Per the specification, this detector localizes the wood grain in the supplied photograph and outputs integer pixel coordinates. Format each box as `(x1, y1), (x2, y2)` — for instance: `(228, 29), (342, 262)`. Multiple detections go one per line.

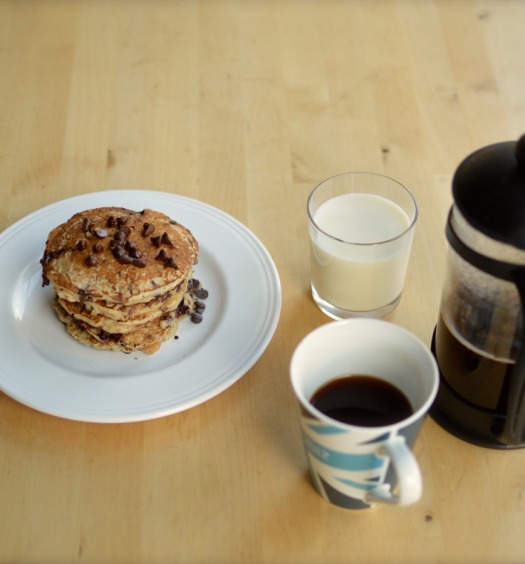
(1, 0), (525, 561)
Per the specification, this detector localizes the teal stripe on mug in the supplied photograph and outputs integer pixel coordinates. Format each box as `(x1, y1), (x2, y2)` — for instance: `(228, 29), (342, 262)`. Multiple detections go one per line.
(306, 422), (347, 435)
(303, 435), (384, 471)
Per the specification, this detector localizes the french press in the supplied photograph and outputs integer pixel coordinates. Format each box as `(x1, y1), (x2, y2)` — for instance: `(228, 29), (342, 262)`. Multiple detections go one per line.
(431, 134), (525, 448)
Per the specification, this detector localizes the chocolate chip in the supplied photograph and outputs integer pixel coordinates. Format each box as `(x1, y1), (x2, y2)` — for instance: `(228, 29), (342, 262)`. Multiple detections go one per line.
(119, 225), (131, 236)
(125, 241), (137, 251)
(107, 216), (116, 227)
(155, 249), (168, 261)
(82, 218), (93, 233)
(94, 228), (108, 239)
(85, 255), (98, 267)
(109, 239), (121, 250)
(151, 235), (162, 248)
(176, 302), (190, 317)
(93, 243), (104, 253)
(193, 288), (209, 300)
(78, 289), (93, 302)
(195, 300), (206, 313)
(165, 257), (177, 268)
(142, 223), (155, 237)
(112, 247), (126, 259)
(117, 216), (129, 227)
(98, 329), (121, 343)
(113, 231), (126, 243)
(161, 232), (174, 246)
(130, 248), (142, 259)
(117, 254), (134, 264)
(190, 312), (203, 324)
(133, 258), (146, 268)
(99, 330), (110, 342)
(76, 239), (88, 251)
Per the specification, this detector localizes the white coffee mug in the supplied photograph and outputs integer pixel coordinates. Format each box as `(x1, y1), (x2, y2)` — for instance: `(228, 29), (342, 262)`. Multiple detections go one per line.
(290, 319), (439, 509)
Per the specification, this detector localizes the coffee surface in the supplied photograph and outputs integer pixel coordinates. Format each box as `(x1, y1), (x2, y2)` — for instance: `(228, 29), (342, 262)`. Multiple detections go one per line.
(311, 375), (413, 427)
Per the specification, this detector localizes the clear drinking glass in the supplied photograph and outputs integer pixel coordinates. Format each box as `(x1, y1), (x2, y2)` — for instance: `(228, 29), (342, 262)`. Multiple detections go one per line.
(307, 172), (418, 319)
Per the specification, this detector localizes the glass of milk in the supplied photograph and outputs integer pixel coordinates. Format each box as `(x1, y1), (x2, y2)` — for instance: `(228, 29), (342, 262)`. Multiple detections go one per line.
(307, 172), (418, 319)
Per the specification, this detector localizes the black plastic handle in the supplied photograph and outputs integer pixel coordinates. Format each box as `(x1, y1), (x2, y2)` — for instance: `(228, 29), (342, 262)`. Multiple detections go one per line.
(501, 268), (525, 445)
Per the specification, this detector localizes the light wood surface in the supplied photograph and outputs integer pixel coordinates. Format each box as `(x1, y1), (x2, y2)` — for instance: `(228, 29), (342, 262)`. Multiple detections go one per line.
(1, 1), (525, 562)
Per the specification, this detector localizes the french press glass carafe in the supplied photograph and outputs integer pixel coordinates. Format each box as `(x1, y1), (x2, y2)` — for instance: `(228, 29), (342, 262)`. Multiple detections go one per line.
(431, 135), (525, 448)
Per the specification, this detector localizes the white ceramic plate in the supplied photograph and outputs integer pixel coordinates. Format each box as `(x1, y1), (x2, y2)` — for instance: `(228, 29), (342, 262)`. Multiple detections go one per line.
(0, 190), (281, 423)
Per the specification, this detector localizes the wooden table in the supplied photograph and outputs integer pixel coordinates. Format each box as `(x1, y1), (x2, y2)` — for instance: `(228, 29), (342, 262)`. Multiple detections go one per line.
(1, 1), (525, 562)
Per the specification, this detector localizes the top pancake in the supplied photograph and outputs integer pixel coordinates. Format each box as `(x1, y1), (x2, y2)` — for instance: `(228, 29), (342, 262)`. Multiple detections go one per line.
(41, 207), (199, 305)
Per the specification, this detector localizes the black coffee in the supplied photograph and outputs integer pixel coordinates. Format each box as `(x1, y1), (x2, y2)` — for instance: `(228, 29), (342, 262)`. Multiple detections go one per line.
(311, 375), (413, 427)
(435, 314), (511, 411)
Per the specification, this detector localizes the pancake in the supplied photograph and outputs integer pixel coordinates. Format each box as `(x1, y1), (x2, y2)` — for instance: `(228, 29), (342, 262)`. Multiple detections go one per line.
(41, 206), (208, 354)
(41, 207), (199, 305)
(53, 296), (193, 354)
(56, 271), (193, 333)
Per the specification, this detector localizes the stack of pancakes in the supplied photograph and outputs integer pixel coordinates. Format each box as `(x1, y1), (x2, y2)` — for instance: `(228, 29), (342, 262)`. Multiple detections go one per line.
(41, 206), (207, 354)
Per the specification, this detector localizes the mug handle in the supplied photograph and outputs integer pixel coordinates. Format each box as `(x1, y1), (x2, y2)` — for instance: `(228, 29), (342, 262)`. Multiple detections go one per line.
(365, 436), (422, 506)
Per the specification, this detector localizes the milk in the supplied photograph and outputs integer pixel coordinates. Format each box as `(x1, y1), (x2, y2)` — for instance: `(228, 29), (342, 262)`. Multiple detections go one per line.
(310, 193), (413, 312)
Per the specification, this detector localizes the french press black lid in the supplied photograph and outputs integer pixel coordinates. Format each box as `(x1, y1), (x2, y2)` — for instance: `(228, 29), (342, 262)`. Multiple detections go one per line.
(453, 134), (525, 248)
